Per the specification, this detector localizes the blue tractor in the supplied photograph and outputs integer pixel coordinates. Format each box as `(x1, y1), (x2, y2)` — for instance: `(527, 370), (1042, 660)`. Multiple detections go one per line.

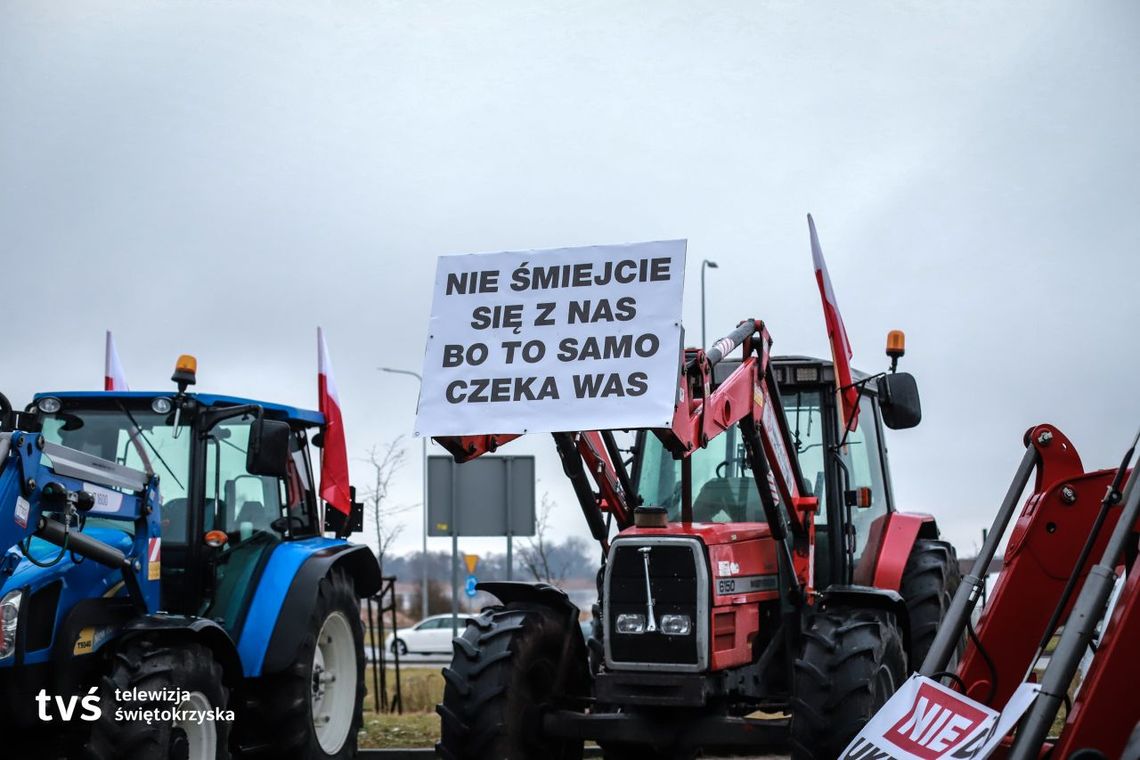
(0, 356), (381, 759)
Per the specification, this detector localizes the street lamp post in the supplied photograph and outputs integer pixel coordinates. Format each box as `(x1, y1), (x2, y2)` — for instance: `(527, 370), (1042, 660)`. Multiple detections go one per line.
(701, 259), (719, 348)
(379, 367), (429, 620)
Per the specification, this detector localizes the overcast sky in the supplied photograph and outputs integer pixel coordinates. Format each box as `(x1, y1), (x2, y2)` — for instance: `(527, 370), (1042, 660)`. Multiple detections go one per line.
(2, 1), (1137, 562)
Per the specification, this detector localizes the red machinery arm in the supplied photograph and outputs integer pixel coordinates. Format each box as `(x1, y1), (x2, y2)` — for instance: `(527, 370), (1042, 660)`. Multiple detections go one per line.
(1051, 541), (1140, 758)
(953, 425), (1135, 708)
(433, 319), (814, 547)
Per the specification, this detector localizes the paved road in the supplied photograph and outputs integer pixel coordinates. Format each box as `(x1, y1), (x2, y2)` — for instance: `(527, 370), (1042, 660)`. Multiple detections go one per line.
(359, 752), (787, 759)
(367, 648), (451, 666)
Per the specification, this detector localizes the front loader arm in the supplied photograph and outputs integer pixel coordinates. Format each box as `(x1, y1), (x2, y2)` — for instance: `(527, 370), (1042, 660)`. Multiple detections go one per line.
(0, 430), (157, 612)
(655, 320), (807, 528)
(433, 319), (814, 557)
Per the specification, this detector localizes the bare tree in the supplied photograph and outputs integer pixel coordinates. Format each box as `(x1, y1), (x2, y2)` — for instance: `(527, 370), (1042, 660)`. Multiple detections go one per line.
(519, 492), (565, 583)
(360, 438), (416, 574)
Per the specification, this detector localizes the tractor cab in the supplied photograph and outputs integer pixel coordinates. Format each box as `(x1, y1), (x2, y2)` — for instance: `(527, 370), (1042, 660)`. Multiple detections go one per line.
(631, 350), (922, 590)
(31, 367), (327, 631)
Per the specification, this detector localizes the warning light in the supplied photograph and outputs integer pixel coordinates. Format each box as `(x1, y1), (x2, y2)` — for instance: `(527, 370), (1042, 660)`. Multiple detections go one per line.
(172, 355), (198, 392)
(885, 330), (906, 372)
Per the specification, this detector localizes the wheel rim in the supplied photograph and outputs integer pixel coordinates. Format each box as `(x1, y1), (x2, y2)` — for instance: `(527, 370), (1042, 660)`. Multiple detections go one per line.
(173, 691), (216, 760)
(312, 610), (357, 754)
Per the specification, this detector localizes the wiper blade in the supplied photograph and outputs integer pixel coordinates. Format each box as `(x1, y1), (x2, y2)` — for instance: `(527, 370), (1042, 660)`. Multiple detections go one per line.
(117, 403), (184, 491)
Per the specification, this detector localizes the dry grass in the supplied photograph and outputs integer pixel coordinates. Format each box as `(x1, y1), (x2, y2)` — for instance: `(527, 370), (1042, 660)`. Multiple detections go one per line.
(360, 711), (440, 749)
(363, 665), (446, 714)
(359, 666), (445, 748)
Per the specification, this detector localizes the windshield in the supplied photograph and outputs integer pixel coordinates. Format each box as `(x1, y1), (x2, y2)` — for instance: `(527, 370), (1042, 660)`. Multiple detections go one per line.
(636, 388), (826, 523)
(39, 401), (190, 506)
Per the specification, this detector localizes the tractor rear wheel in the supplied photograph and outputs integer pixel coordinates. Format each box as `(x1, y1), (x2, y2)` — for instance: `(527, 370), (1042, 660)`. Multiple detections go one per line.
(900, 538), (962, 670)
(85, 638), (231, 760)
(240, 568), (365, 760)
(790, 606), (906, 760)
(437, 602), (589, 760)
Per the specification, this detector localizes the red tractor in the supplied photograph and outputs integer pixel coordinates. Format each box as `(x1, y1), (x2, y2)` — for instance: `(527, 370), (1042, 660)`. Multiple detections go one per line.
(433, 318), (961, 759)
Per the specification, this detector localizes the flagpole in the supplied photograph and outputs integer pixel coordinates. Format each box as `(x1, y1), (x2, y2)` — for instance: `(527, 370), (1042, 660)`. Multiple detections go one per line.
(380, 367), (429, 621)
(700, 259), (719, 348)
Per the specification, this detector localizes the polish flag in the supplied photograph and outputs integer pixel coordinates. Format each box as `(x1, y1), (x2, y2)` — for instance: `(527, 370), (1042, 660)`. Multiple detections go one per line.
(318, 328), (352, 519)
(808, 214), (859, 432)
(105, 331), (130, 391)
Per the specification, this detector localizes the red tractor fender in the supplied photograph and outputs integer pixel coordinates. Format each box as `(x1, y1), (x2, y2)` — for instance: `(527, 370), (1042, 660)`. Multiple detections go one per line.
(860, 511), (939, 591)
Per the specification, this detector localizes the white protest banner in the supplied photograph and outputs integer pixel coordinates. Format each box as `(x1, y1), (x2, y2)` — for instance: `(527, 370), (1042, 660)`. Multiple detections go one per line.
(841, 675), (1040, 760)
(414, 240), (687, 437)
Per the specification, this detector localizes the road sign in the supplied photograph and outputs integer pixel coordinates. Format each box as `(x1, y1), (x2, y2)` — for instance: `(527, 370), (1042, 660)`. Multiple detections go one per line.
(464, 575), (478, 598)
(428, 455), (536, 537)
(464, 554), (479, 574)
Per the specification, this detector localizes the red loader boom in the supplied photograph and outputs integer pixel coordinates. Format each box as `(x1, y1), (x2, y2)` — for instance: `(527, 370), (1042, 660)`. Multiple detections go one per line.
(920, 425), (1140, 758)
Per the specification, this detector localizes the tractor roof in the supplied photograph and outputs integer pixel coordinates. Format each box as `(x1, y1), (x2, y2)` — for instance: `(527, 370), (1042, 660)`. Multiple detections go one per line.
(772, 354), (831, 365)
(774, 355), (872, 379)
(32, 391), (325, 426)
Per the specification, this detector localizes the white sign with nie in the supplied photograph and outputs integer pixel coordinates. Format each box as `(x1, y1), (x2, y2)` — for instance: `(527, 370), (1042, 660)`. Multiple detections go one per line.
(415, 240), (687, 437)
(842, 674), (1040, 760)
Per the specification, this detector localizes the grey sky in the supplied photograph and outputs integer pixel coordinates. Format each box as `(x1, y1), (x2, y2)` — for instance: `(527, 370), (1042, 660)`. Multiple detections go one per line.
(2, 1), (1137, 559)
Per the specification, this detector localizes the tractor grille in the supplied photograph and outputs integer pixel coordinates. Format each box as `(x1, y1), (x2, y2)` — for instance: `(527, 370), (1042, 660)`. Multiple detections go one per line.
(603, 537), (708, 672)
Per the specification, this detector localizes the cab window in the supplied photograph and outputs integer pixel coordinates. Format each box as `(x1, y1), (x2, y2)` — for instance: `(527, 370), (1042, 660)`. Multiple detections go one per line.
(40, 404), (190, 537)
(840, 395), (890, 562)
(203, 415), (284, 543)
(634, 388), (825, 525)
(783, 389), (828, 517)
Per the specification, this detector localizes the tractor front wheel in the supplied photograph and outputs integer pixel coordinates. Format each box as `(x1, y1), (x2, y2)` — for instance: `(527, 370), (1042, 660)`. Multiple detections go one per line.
(790, 606), (906, 760)
(437, 602), (589, 760)
(241, 568), (365, 760)
(86, 638), (231, 760)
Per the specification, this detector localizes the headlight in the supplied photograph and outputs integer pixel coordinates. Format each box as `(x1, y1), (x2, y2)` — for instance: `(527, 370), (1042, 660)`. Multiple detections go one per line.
(37, 397), (61, 414)
(660, 614), (692, 636)
(151, 397), (173, 414)
(615, 613), (646, 634)
(0, 590), (23, 659)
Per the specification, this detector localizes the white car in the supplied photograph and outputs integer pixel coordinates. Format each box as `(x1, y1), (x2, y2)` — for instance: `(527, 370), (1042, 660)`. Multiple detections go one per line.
(384, 614), (472, 655)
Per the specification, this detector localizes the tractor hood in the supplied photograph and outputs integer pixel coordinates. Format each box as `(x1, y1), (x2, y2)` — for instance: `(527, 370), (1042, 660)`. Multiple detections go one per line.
(1, 526), (132, 596)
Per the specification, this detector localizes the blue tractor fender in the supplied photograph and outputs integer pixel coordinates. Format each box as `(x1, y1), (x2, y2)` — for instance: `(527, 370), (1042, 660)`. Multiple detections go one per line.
(117, 615), (244, 686)
(237, 540), (380, 678)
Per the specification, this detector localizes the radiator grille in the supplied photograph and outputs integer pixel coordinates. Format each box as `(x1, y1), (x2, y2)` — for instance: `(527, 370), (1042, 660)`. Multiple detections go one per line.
(604, 538), (708, 671)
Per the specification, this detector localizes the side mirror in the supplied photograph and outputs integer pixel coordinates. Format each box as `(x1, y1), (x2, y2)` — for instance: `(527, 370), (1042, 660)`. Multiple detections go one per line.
(877, 372), (922, 430)
(247, 419), (291, 477)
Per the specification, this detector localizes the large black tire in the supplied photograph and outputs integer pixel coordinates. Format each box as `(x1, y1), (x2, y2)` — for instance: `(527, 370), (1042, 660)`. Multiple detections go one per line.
(437, 602), (589, 760)
(239, 569), (365, 760)
(85, 638), (231, 760)
(899, 538), (962, 671)
(790, 606), (906, 760)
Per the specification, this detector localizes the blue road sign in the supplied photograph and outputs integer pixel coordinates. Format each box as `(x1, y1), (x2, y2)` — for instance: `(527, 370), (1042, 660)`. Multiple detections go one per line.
(465, 575), (478, 598)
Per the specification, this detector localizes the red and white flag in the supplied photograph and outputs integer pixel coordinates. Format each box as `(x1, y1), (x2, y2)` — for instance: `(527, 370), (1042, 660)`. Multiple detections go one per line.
(105, 331), (130, 391)
(318, 327), (352, 519)
(808, 214), (859, 432)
